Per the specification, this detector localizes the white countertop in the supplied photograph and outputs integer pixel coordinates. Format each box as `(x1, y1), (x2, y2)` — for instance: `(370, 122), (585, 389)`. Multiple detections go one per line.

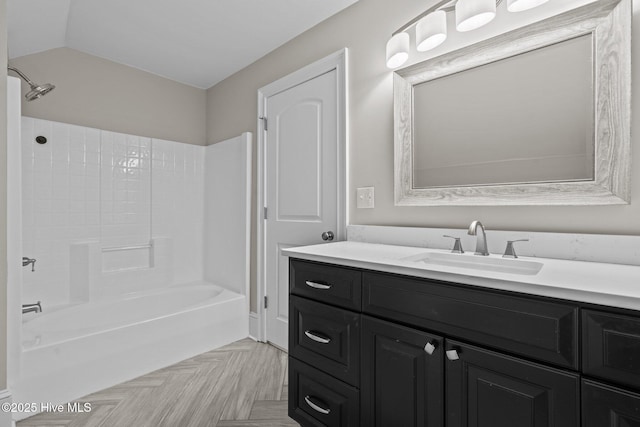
(283, 241), (640, 311)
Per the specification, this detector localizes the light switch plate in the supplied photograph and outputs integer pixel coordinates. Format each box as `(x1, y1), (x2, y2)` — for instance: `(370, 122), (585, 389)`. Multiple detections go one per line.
(357, 187), (375, 209)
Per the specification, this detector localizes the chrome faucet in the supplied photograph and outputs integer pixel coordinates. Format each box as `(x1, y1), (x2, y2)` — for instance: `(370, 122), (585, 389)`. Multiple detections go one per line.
(22, 301), (42, 314)
(443, 235), (464, 254)
(468, 221), (489, 256)
(503, 239), (529, 259)
(22, 257), (36, 272)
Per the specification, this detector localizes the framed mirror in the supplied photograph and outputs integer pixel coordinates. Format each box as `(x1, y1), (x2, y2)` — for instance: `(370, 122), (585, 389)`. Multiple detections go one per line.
(394, 0), (630, 206)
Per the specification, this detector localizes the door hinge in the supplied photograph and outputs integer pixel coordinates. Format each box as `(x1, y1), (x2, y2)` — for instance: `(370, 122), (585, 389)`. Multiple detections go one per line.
(264, 296), (268, 309)
(264, 207), (268, 220)
(260, 116), (268, 131)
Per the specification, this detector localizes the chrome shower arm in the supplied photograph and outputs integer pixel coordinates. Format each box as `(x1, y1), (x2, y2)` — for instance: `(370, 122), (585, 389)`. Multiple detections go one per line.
(7, 66), (55, 101)
(7, 66), (36, 87)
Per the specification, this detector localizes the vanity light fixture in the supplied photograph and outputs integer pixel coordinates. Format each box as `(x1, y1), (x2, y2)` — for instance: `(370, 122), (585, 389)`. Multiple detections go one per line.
(386, 0), (550, 69)
(507, 0), (550, 12)
(456, 0), (497, 32)
(386, 32), (410, 69)
(416, 10), (448, 52)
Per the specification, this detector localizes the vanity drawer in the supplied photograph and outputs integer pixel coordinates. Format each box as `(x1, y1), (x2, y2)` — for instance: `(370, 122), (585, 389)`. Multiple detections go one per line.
(290, 296), (360, 387)
(289, 357), (360, 427)
(583, 310), (640, 390)
(290, 259), (362, 310)
(582, 379), (640, 427)
(363, 271), (579, 369)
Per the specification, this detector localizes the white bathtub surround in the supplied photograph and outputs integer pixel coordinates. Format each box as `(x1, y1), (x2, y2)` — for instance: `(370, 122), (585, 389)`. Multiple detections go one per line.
(69, 237), (173, 301)
(204, 133), (252, 300)
(100, 131), (152, 248)
(347, 225), (640, 267)
(13, 282), (247, 421)
(21, 118), (102, 307)
(152, 138), (205, 285)
(20, 118), (206, 307)
(12, 120), (251, 421)
(284, 240), (640, 311)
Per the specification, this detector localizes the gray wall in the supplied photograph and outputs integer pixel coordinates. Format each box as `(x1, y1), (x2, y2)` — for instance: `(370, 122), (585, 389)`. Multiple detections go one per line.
(206, 0), (639, 312)
(10, 48), (207, 145)
(0, 0), (8, 390)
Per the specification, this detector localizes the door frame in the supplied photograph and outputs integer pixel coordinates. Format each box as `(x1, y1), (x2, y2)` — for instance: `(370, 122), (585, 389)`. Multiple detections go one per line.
(255, 48), (348, 343)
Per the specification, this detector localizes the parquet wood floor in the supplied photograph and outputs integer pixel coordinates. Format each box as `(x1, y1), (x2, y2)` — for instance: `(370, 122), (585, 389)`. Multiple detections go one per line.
(18, 339), (299, 427)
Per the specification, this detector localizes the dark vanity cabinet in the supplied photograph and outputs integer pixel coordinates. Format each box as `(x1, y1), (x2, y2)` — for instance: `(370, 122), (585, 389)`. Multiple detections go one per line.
(288, 258), (640, 427)
(362, 270), (580, 427)
(289, 260), (362, 426)
(360, 316), (444, 427)
(581, 311), (640, 426)
(445, 340), (579, 427)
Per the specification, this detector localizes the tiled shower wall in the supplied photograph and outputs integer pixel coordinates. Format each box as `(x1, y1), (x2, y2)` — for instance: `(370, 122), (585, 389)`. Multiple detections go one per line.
(100, 131), (152, 248)
(21, 117), (204, 306)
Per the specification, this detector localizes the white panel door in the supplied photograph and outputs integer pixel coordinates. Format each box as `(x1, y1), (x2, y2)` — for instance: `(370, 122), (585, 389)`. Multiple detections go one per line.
(265, 70), (338, 350)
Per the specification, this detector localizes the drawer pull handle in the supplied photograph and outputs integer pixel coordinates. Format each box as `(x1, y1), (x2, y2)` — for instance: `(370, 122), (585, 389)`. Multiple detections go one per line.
(304, 395), (331, 415)
(446, 349), (460, 361)
(424, 341), (437, 355)
(304, 330), (331, 344)
(305, 281), (332, 290)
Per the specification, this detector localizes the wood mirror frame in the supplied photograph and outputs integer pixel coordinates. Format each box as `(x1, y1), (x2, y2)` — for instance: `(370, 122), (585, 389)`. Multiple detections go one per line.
(394, 0), (631, 206)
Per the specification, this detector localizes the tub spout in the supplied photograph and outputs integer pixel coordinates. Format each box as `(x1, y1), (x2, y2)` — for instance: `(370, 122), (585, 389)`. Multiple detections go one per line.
(22, 301), (42, 314)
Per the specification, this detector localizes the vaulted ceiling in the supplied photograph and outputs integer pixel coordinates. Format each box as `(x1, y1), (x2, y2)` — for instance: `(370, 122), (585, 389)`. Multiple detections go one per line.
(8, 0), (358, 89)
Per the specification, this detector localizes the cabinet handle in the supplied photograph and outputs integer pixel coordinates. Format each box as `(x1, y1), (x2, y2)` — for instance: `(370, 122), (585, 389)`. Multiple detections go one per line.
(424, 341), (437, 355)
(446, 349), (460, 361)
(305, 281), (332, 290)
(304, 395), (331, 415)
(304, 330), (331, 344)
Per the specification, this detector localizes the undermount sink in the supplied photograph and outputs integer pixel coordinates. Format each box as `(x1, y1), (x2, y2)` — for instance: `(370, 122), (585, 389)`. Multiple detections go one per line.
(402, 252), (544, 276)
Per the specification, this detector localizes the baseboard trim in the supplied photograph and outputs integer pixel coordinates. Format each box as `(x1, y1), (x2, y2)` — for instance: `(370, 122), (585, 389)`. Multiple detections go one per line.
(248, 312), (260, 341)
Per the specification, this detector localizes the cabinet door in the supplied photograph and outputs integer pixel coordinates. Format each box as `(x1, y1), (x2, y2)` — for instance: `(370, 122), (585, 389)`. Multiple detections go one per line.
(361, 316), (444, 427)
(583, 309), (640, 390)
(582, 379), (640, 427)
(446, 340), (579, 427)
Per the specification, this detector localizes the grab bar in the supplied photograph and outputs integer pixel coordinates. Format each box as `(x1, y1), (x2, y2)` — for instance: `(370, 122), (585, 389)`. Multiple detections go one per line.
(101, 243), (152, 253)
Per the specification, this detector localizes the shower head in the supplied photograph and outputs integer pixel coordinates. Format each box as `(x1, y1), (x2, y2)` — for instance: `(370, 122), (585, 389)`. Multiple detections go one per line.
(7, 66), (55, 101)
(25, 83), (55, 101)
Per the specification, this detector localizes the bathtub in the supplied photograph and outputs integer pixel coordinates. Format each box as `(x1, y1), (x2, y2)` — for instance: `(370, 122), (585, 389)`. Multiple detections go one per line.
(12, 281), (248, 420)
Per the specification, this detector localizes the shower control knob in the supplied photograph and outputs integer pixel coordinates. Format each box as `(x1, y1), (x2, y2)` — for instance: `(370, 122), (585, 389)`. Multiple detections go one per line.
(321, 231), (334, 241)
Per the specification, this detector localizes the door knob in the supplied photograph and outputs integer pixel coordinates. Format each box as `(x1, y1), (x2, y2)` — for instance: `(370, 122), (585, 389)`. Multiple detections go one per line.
(321, 231), (334, 241)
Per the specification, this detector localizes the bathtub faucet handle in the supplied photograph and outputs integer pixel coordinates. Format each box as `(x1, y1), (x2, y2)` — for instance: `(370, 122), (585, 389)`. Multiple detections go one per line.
(22, 257), (36, 272)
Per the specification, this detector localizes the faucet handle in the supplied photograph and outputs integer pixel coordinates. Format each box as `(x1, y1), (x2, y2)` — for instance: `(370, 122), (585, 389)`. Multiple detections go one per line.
(443, 235), (464, 254)
(503, 239), (529, 259)
(22, 257), (36, 272)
